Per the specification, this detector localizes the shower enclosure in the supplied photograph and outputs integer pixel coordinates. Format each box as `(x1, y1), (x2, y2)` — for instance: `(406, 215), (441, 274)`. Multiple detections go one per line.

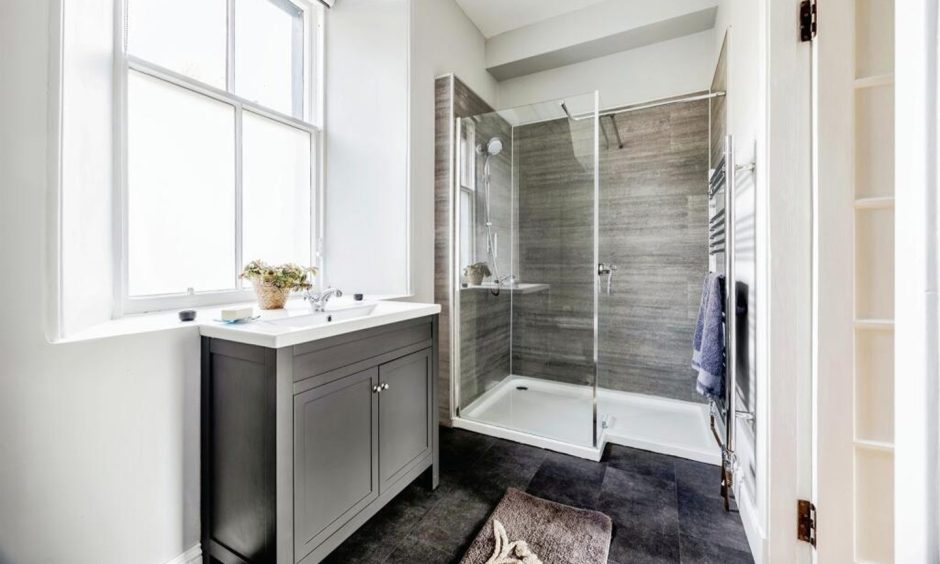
(448, 87), (719, 462)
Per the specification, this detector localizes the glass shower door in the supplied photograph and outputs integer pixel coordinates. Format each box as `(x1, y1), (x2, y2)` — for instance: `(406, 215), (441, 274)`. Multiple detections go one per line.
(454, 92), (600, 450)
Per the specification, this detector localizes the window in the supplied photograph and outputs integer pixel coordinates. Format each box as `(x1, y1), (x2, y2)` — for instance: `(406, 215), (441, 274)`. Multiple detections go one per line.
(120, 0), (322, 313)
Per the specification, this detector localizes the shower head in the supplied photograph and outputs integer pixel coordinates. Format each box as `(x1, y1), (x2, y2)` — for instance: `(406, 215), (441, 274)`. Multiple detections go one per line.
(479, 137), (503, 156)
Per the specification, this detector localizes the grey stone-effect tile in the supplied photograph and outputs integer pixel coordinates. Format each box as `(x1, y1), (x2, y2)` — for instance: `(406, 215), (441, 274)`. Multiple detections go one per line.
(526, 450), (606, 509)
(384, 538), (456, 564)
(680, 533), (754, 564)
(675, 459), (752, 556)
(599, 466), (681, 564)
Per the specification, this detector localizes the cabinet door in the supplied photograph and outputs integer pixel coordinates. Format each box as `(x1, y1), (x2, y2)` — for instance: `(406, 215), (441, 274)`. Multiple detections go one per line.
(294, 367), (378, 562)
(378, 348), (432, 493)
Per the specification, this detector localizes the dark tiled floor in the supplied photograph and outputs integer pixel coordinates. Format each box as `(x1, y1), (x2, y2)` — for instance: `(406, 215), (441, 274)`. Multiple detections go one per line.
(325, 428), (754, 564)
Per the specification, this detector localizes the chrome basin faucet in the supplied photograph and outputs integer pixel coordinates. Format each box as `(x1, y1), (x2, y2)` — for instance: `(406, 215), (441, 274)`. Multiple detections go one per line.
(305, 287), (343, 312)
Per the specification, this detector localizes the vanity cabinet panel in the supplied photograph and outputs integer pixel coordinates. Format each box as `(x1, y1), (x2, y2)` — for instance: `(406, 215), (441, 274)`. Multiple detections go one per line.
(202, 315), (438, 564)
(378, 348), (433, 493)
(293, 367), (379, 562)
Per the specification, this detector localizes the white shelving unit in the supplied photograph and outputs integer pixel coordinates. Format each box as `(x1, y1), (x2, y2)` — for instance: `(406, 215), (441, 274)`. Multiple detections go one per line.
(852, 1), (895, 561)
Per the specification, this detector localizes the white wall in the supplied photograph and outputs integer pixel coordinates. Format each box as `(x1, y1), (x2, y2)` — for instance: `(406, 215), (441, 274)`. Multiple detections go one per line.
(408, 0), (498, 302)
(59, 0), (115, 336)
(895, 0), (940, 561)
(710, 0), (769, 561)
(324, 0), (411, 297)
(497, 30), (715, 110)
(0, 1), (201, 564)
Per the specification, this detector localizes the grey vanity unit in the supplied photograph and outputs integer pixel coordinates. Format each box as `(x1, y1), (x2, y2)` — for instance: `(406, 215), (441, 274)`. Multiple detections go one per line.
(201, 315), (439, 564)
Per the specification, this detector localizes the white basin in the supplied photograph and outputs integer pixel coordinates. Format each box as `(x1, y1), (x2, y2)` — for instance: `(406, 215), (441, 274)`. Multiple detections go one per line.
(265, 304), (377, 328)
(199, 299), (440, 348)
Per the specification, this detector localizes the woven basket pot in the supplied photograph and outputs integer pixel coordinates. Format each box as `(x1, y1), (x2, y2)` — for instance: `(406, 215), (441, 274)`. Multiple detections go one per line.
(252, 281), (291, 310)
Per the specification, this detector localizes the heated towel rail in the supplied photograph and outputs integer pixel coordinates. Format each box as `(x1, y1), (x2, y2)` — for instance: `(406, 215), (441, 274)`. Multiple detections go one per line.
(707, 135), (754, 511)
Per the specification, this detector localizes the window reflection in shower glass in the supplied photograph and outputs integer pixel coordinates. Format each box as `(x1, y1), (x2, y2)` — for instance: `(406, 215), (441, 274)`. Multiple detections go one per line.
(458, 120), (477, 273)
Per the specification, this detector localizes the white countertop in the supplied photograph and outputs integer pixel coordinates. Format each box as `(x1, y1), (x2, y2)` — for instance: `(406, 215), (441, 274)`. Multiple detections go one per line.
(58, 297), (440, 348)
(198, 299), (441, 348)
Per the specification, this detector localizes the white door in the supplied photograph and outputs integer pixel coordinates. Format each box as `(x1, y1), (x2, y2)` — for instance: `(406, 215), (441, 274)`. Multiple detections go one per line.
(815, 0), (896, 562)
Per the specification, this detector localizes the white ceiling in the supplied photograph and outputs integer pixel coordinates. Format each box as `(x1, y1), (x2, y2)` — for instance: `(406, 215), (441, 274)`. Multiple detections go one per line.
(455, 0), (610, 38)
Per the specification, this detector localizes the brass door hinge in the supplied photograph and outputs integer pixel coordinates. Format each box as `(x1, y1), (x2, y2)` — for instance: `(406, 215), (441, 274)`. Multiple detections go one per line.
(797, 499), (817, 547)
(800, 0), (817, 42)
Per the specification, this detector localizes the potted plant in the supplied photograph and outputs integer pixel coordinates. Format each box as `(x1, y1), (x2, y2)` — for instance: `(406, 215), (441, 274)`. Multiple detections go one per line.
(463, 262), (491, 286)
(241, 260), (318, 310)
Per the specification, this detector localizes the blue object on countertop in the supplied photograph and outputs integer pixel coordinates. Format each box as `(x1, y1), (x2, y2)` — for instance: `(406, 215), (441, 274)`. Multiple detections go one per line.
(692, 273), (725, 399)
(213, 315), (260, 324)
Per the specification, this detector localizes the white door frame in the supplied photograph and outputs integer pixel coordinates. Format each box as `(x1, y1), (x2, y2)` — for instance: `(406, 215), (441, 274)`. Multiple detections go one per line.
(763, 0), (815, 561)
(813, 0), (855, 560)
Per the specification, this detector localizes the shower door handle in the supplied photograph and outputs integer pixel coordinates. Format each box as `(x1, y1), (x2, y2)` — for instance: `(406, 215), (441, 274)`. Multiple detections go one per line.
(598, 263), (619, 295)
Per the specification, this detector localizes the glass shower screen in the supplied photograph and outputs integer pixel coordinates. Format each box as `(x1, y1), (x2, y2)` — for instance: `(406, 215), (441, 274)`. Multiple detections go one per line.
(453, 92), (600, 449)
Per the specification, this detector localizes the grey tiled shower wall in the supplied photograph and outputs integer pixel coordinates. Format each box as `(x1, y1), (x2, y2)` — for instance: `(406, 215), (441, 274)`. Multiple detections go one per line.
(434, 76), (513, 421)
(511, 99), (710, 403)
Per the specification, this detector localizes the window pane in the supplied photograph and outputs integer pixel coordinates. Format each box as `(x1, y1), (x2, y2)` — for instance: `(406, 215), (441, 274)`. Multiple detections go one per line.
(128, 0), (227, 88)
(460, 190), (473, 270)
(128, 71), (236, 296)
(242, 111), (312, 278)
(236, 0), (303, 117)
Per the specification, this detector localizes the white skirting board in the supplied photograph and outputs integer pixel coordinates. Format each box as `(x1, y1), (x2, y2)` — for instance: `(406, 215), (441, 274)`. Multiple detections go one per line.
(735, 478), (767, 564)
(164, 545), (202, 564)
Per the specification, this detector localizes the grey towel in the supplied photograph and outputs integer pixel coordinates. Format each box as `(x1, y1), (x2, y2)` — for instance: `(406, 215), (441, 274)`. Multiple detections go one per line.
(692, 273), (725, 399)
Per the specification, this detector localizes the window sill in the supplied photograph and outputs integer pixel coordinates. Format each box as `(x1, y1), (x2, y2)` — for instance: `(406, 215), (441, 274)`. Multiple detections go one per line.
(51, 294), (416, 344)
(53, 297), (292, 344)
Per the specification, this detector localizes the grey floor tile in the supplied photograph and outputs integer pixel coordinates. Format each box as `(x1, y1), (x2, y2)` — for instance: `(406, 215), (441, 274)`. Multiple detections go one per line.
(680, 533), (754, 563)
(439, 427), (496, 473)
(408, 487), (493, 555)
(526, 450), (607, 510)
(605, 445), (677, 483)
(321, 481), (443, 564)
(598, 466), (679, 528)
(445, 439), (548, 504)
(607, 519), (681, 564)
(677, 487), (750, 554)
(675, 458), (724, 501)
(384, 538), (457, 564)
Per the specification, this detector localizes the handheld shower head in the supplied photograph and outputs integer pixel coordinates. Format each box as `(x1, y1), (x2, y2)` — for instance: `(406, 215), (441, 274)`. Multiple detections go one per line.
(478, 136), (503, 156)
(486, 137), (503, 155)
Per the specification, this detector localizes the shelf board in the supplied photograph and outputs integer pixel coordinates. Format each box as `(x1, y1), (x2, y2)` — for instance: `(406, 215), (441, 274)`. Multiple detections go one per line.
(854, 439), (894, 453)
(854, 196), (895, 210)
(854, 74), (894, 89)
(854, 319), (894, 331)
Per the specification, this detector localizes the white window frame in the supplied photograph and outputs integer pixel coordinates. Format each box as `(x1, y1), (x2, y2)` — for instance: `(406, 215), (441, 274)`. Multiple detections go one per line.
(114, 0), (325, 315)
